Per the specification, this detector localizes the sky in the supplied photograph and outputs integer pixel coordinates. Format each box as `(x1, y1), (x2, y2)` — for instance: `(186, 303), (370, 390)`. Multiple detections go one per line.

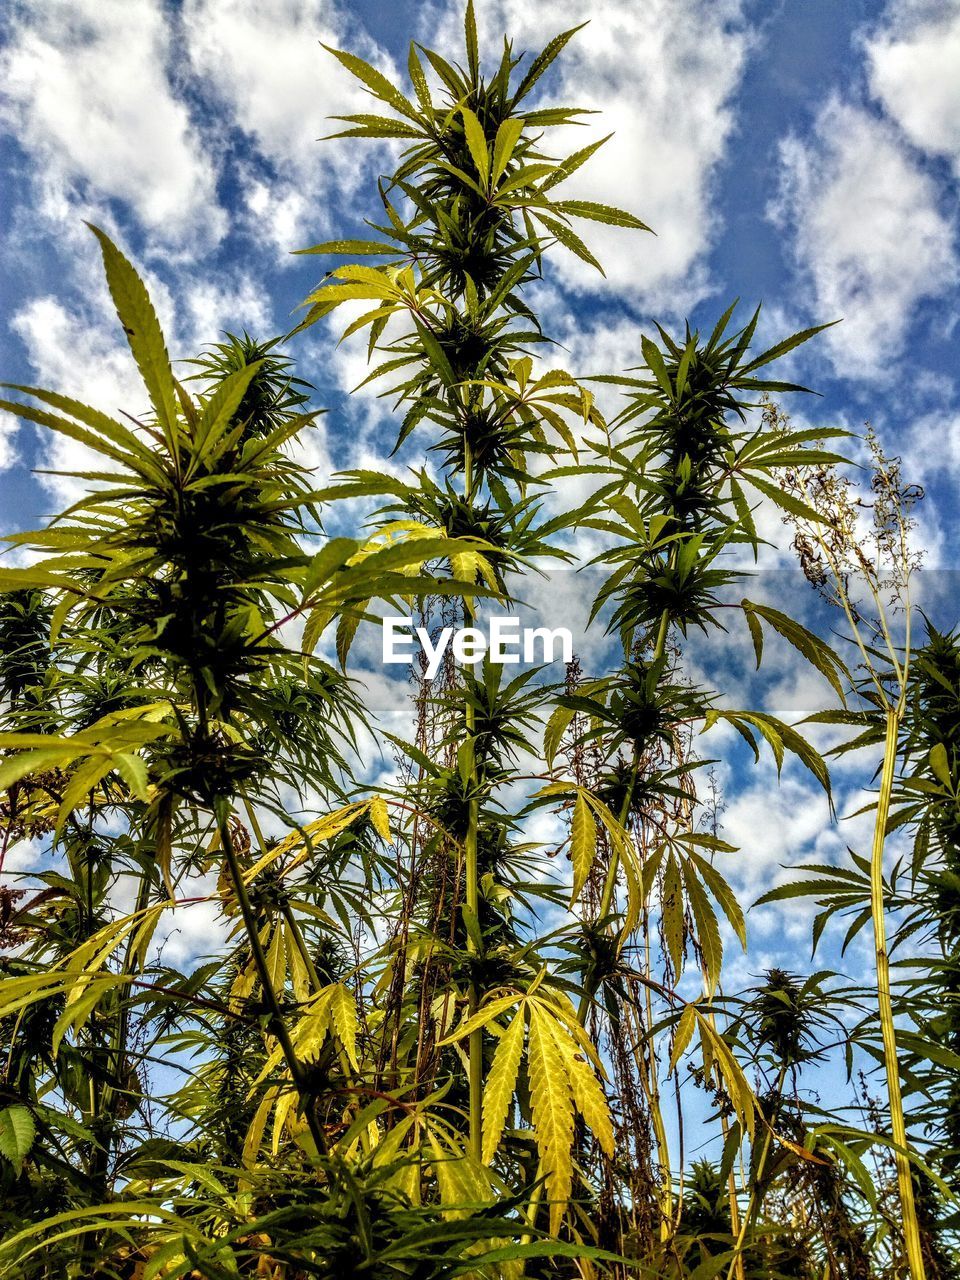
(0, 0), (959, 1119)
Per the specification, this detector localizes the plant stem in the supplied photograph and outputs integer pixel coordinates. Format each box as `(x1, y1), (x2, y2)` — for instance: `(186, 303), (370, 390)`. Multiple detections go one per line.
(872, 706), (926, 1280)
(725, 1064), (787, 1280)
(578, 600), (672, 1023)
(216, 806), (327, 1156)
(242, 795), (325, 994)
(462, 437), (483, 1159)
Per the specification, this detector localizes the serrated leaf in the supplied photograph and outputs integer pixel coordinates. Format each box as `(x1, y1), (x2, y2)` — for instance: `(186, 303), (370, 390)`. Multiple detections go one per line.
(322, 45), (421, 122)
(86, 225), (178, 449)
(482, 1008), (525, 1164)
(537, 212), (604, 274)
(930, 742), (952, 787)
(512, 25), (587, 106)
(543, 704), (575, 769)
(527, 1004), (574, 1234)
(569, 792), (597, 905)
(747, 471), (832, 524)
(329, 983), (359, 1071)
(368, 795), (391, 840)
(0, 1106), (35, 1169)
(662, 853), (685, 976)
(492, 118), (524, 187)
(437, 992), (522, 1046)
(681, 859), (723, 997)
(464, 0), (479, 82)
(552, 199), (651, 231)
(669, 1005), (697, 1074)
(548, 1019), (614, 1157)
(460, 106), (490, 188)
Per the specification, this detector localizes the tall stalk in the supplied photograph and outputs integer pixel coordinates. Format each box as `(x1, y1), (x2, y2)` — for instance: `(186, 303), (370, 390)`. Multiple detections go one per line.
(872, 705), (926, 1280)
(215, 805), (327, 1155)
(779, 417), (927, 1279)
(462, 438), (483, 1158)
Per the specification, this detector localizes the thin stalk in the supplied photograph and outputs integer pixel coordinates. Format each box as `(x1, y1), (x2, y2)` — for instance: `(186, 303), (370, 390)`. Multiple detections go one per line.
(722, 1112), (745, 1280)
(578, 598), (671, 1023)
(871, 705), (926, 1280)
(216, 807), (327, 1156)
(725, 1063), (788, 1280)
(462, 436), (483, 1159)
(634, 970), (673, 1234)
(242, 795), (324, 993)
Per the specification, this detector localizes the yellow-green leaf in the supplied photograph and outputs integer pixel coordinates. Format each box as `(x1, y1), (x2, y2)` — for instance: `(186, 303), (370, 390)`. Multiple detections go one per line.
(569, 792), (596, 905)
(460, 106), (490, 188)
(527, 1004), (575, 1234)
(482, 1008), (525, 1164)
(368, 795), (391, 841)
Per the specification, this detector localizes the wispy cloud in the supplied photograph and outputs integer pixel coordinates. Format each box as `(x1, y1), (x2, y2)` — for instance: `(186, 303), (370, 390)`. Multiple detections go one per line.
(770, 96), (957, 378)
(0, 0), (224, 252)
(866, 1), (960, 176)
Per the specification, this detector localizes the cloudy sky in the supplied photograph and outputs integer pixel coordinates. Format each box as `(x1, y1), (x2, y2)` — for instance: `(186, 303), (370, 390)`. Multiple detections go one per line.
(1, 0), (958, 524)
(0, 1), (958, 999)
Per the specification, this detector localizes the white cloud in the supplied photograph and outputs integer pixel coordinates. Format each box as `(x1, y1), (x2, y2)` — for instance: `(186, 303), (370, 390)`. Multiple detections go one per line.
(866, 2), (960, 174)
(11, 296), (149, 506)
(181, 276), (273, 351)
(0, 0), (224, 250)
(0, 419), (19, 472)
(435, 0), (753, 310)
(720, 772), (839, 895)
(182, 0), (393, 256)
(10, 267), (279, 505)
(902, 410), (960, 564)
(770, 97), (958, 377)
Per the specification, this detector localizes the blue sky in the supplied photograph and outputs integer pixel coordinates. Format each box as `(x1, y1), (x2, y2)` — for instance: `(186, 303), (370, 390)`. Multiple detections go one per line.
(1, 0), (958, 539)
(0, 0), (958, 1110)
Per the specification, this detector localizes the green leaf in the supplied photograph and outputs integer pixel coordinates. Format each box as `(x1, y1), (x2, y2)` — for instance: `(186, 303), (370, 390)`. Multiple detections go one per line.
(408, 43), (432, 113)
(527, 1003), (575, 1234)
(464, 0), (480, 83)
(569, 792), (597, 904)
(322, 45), (421, 122)
(552, 199), (651, 231)
(0, 384), (164, 475)
(537, 212), (604, 274)
(669, 1005), (697, 1074)
(688, 852), (747, 950)
(929, 742), (952, 787)
(744, 604), (764, 668)
(542, 135), (613, 191)
(740, 321), (838, 373)
(294, 239), (399, 256)
(662, 853), (685, 976)
(492, 118), (524, 188)
(682, 858), (722, 996)
(460, 106), (490, 187)
(512, 24), (587, 106)
(746, 471), (833, 524)
(302, 538), (360, 599)
(741, 600), (849, 701)
(86, 225), (179, 450)
(543, 704), (575, 768)
(641, 334), (674, 400)
(0, 1106), (35, 1169)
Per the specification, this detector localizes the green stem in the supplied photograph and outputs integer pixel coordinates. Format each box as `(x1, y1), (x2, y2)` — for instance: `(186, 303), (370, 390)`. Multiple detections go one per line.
(216, 807), (327, 1156)
(242, 795), (325, 994)
(577, 600), (671, 1023)
(462, 437), (483, 1160)
(872, 706), (926, 1280)
(725, 1064), (787, 1280)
